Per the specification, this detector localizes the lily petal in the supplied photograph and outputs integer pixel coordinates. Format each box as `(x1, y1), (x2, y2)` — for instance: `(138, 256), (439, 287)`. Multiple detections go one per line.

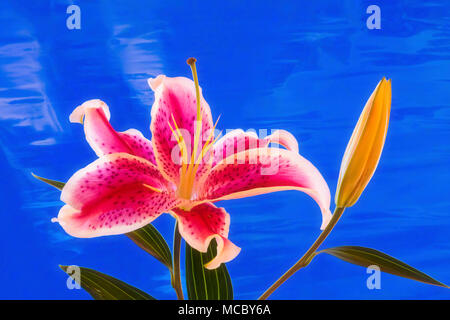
(56, 153), (177, 237)
(120, 129), (156, 165)
(171, 203), (241, 269)
(70, 99), (156, 164)
(61, 153), (170, 208)
(267, 129), (299, 153)
(200, 148), (332, 229)
(56, 188), (178, 238)
(212, 129), (299, 166)
(148, 75), (214, 185)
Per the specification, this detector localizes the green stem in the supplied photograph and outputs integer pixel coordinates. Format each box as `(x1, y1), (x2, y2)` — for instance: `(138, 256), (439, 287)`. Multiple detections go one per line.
(258, 207), (345, 300)
(172, 221), (184, 300)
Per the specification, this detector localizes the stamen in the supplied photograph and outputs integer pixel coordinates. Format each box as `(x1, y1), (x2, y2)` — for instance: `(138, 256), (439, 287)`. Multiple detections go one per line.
(167, 120), (184, 162)
(202, 129), (223, 156)
(142, 184), (163, 193)
(167, 118), (188, 190)
(200, 115), (221, 160)
(187, 126), (223, 196)
(170, 114), (189, 166)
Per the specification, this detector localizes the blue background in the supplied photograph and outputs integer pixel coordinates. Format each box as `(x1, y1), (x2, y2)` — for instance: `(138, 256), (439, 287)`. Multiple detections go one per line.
(0, 1), (449, 299)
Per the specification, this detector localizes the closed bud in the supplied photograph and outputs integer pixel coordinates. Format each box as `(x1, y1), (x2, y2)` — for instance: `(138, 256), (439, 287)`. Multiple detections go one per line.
(335, 78), (391, 208)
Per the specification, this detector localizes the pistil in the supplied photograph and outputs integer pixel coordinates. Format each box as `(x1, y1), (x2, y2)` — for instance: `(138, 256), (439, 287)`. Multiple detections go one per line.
(167, 58), (222, 201)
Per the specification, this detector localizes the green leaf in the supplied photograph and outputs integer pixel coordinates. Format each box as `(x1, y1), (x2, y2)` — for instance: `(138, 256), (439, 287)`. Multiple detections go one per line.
(319, 246), (448, 288)
(60, 265), (155, 300)
(33, 174), (173, 271)
(31, 173), (65, 190)
(186, 239), (233, 300)
(126, 224), (173, 271)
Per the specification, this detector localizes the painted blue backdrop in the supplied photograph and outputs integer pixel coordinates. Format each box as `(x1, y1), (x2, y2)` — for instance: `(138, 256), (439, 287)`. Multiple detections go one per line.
(0, 1), (449, 299)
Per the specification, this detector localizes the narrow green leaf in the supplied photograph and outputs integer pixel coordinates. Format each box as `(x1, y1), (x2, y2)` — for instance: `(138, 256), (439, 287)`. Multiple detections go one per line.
(60, 265), (155, 300)
(33, 175), (173, 271)
(186, 239), (233, 300)
(319, 246), (448, 288)
(31, 173), (65, 190)
(126, 224), (173, 271)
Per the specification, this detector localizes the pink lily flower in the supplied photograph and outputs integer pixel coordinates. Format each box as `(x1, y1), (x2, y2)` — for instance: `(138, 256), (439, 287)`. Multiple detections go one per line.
(54, 59), (331, 269)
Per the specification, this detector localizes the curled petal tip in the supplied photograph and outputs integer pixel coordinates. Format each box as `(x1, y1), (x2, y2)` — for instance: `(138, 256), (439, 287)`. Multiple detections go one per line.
(69, 99), (110, 124)
(69, 105), (85, 124)
(204, 238), (241, 270)
(267, 130), (299, 153)
(147, 75), (165, 91)
(319, 208), (332, 230)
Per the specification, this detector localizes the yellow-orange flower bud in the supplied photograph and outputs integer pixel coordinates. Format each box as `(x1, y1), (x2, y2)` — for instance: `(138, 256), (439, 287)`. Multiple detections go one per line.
(335, 78), (391, 208)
